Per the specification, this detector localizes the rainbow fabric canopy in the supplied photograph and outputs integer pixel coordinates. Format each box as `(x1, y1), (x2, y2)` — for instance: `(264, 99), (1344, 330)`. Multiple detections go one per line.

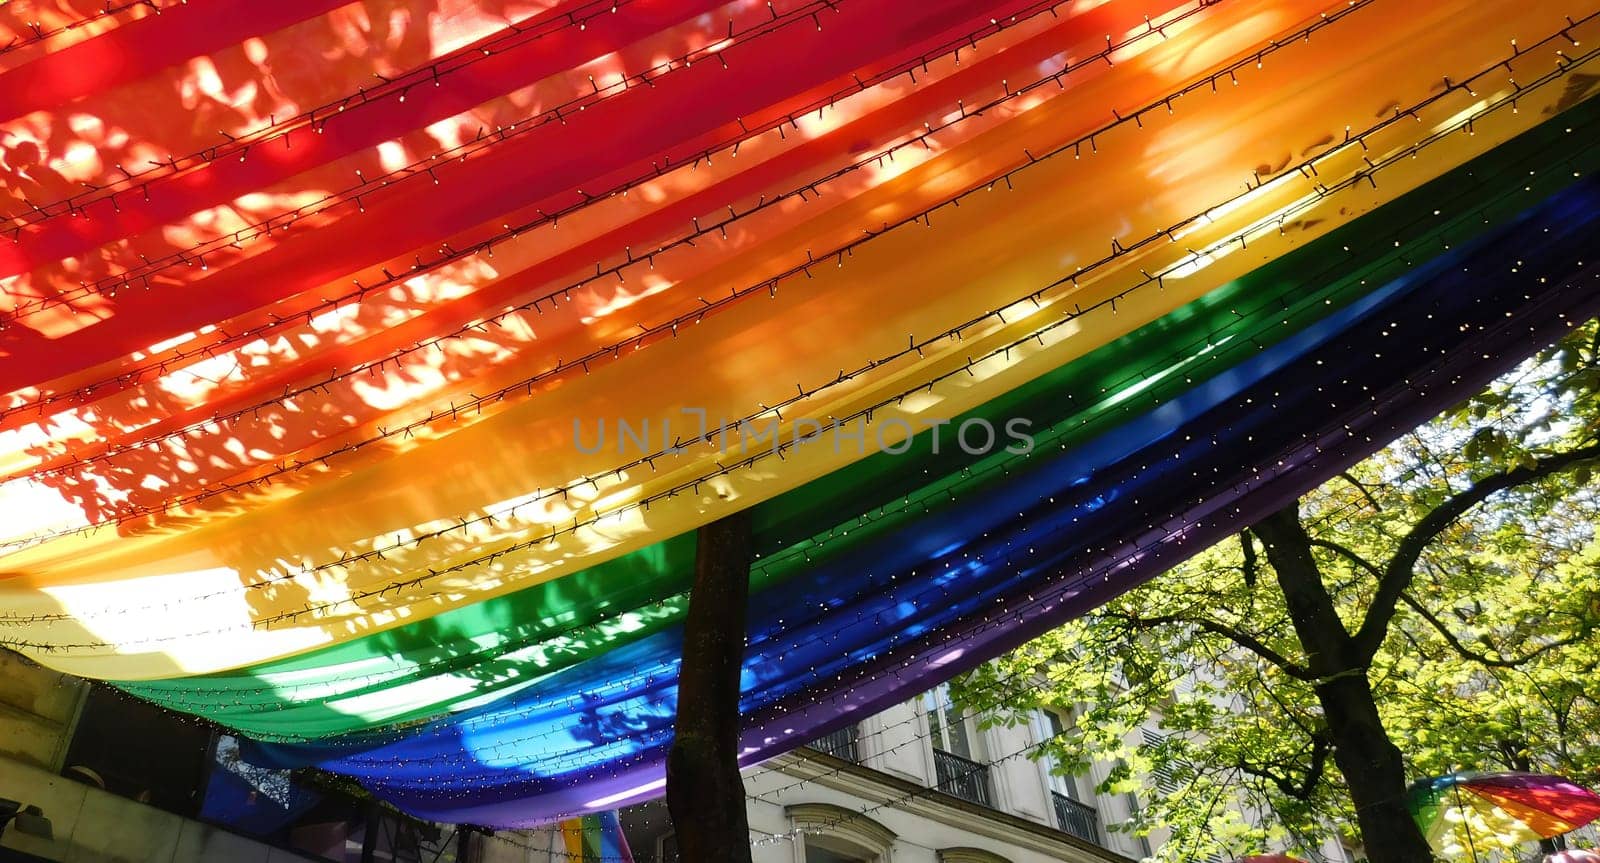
(3, 0), (1600, 825)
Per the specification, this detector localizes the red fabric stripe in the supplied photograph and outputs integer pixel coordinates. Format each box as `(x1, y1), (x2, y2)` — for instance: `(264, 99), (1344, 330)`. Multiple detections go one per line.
(0, 0), (727, 279)
(0, 0), (353, 122)
(1472, 783), (1600, 829)
(8, 0), (1144, 485)
(1, 0), (1023, 395)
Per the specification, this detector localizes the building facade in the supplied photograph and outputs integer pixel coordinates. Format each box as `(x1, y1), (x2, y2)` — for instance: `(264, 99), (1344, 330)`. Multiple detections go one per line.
(480, 680), (1363, 863)
(0, 648), (1347, 863)
(0, 651), (476, 863)
(478, 683), (1155, 863)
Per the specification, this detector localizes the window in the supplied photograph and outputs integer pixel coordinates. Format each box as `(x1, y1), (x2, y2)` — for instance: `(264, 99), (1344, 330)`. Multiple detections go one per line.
(61, 685), (211, 816)
(923, 684), (977, 760)
(1139, 729), (1202, 859)
(807, 724), (860, 762)
(922, 685), (993, 806)
(656, 832), (679, 863)
(1030, 709), (1100, 844)
(1029, 708), (1075, 799)
(1111, 757), (1154, 857)
(805, 844), (870, 863)
(1142, 729), (1182, 794)
(937, 849), (1013, 863)
(786, 803), (894, 863)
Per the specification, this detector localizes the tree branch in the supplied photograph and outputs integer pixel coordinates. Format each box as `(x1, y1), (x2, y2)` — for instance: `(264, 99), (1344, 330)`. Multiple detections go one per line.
(1398, 590), (1594, 668)
(1237, 733), (1332, 801)
(1100, 611), (1315, 682)
(1336, 471), (1385, 513)
(1240, 531), (1259, 589)
(1353, 440), (1600, 661)
(1248, 660), (1317, 740)
(1308, 538), (1384, 581)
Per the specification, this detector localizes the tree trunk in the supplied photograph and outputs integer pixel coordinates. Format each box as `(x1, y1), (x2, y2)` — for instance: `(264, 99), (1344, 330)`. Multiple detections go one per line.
(1253, 506), (1436, 863)
(360, 801), (380, 863)
(455, 825), (480, 863)
(666, 511), (755, 863)
(1316, 673), (1437, 863)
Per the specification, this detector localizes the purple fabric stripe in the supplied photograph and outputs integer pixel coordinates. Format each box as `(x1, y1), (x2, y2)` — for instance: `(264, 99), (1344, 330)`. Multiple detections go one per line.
(1467, 773), (1591, 793)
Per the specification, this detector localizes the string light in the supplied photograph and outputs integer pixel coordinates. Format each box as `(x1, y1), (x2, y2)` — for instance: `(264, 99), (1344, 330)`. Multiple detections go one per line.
(0, 0), (171, 57)
(3, 0), (1060, 318)
(64, 244), (1597, 831)
(150, 170), (1600, 762)
(726, 262), (1599, 833)
(218, 250), (1598, 817)
(2, 0), (1219, 430)
(34, 251), (1587, 845)
(6, 0), (1600, 831)
(9, 0), (1552, 557)
(4, 30), (1584, 643)
(80, 202), (1600, 774)
(105, 244), (1418, 694)
(100, 129), (1600, 730)
(2, 0), (659, 239)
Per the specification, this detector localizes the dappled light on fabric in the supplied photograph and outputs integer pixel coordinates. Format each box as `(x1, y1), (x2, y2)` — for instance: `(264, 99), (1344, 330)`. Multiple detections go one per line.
(3, 0), (1600, 826)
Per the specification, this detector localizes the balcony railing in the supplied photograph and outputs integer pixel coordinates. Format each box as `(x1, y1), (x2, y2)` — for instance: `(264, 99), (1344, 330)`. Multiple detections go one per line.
(807, 725), (859, 762)
(1051, 791), (1101, 844)
(932, 748), (993, 807)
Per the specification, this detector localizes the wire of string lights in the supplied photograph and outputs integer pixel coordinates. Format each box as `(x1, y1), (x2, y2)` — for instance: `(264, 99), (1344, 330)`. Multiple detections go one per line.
(6, 0), (1600, 834)
(256, 202), (1600, 826)
(100, 109), (1600, 749)
(3, 15), (1574, 646)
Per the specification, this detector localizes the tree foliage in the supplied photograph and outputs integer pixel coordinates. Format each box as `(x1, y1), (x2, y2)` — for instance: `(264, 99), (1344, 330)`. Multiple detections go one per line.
(953, 320), (1600, 861)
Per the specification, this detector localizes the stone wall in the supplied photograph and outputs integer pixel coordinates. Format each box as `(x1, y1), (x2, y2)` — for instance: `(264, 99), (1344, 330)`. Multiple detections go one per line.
(0, 756), (320, 863)
(0, 651), (86, 773)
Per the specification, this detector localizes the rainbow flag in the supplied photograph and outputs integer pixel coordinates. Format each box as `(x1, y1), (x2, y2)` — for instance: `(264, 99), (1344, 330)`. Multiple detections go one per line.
(559, 810), (634, 862)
